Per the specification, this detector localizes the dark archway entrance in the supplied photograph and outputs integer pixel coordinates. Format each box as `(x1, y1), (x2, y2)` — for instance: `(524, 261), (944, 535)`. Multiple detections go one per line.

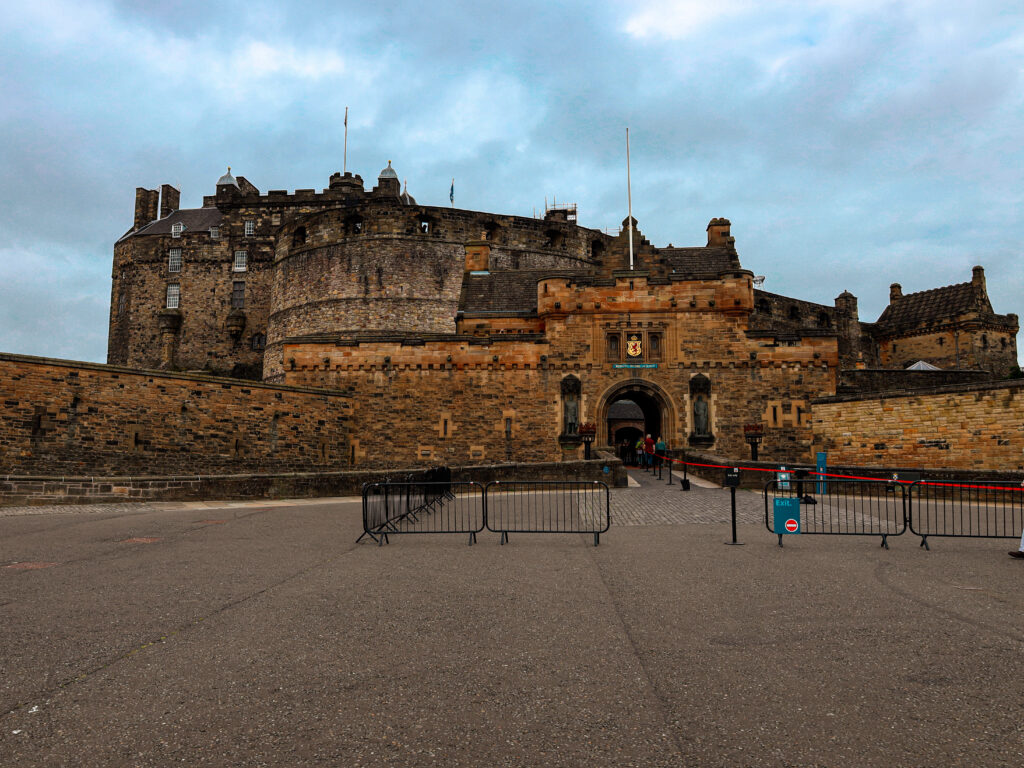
(598, 379), (675, 456)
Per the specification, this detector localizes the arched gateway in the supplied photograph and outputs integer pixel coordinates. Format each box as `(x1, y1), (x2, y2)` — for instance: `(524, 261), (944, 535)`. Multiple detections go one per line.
(597, 379), (677, 450)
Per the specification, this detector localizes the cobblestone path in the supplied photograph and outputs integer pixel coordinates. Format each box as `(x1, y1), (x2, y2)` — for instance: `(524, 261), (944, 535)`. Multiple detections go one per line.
(611, 466), (765, 526)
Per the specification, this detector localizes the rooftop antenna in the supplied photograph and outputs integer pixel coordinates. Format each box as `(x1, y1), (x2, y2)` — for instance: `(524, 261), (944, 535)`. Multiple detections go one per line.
(626, 127), (634, 271)
(343, 107), (349, 173)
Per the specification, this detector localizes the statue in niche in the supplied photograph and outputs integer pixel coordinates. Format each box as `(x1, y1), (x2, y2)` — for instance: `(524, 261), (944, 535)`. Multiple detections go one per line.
(693, 395), (710, 436)
(561, 375), (581, 436)
(688, 373), (713, 444)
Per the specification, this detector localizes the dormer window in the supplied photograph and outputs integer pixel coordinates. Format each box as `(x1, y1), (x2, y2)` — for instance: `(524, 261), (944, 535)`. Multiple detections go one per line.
(244, 220), (255, 237)
(210, 226), (220, 239)
(171, 223), (183, 238)
(233, 250), (247, 272)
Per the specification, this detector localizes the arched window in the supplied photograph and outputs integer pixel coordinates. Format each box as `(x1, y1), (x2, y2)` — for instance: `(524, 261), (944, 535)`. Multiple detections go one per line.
(251, 332), (266, 351)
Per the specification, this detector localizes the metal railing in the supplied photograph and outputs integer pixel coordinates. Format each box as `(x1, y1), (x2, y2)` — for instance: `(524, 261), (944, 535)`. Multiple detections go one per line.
(908, 480), (1024, 550)
(485, 480), (610, 546)
(764, 478), (907, 548)
(360, 476), (610, 546)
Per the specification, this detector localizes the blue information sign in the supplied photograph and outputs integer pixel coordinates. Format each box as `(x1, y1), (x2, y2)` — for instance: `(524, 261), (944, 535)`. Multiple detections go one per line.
(816, 452), (827, 495)
(613, 363), (658, 369)
(773, 497), (801, 534)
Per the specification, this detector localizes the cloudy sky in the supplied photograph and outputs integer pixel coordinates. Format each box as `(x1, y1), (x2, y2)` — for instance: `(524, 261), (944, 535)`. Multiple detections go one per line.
(1, 0), (1022, 364)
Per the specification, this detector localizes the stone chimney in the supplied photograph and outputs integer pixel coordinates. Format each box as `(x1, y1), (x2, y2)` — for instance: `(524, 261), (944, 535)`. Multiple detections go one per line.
(706, 218), (734, 248)
(889, 283), (903, 303)
(160, 184), (180, 219)
(972, 265), (986, 291)
(134, 188), (159, 230)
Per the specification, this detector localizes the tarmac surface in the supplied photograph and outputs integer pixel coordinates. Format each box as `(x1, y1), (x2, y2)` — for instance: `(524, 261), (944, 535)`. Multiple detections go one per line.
(1, 467), (1023, 766)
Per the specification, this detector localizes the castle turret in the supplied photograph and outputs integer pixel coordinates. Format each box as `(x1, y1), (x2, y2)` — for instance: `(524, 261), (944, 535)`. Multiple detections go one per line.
(373, 161), (401, 197)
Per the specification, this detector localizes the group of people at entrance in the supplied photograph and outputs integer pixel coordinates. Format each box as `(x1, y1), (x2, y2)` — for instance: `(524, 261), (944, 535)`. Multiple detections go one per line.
(620, 434), (667, 468)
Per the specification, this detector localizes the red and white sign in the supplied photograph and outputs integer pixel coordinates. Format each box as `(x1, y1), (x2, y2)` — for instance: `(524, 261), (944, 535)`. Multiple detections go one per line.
(785, 518), (799, 533)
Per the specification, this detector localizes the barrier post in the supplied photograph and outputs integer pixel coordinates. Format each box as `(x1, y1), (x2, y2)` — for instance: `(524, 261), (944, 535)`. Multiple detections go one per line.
(681, 449), (690, 491)
(724, 468), (743, 545)
(666, 453), (673, 485)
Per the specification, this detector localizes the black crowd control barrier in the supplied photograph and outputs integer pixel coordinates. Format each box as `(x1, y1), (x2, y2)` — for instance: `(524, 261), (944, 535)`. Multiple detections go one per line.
(360, 476), (484, 546)
(764, 478), (907, 548)
(485, 480), (611, 546)
(908, 480), (1024, 550)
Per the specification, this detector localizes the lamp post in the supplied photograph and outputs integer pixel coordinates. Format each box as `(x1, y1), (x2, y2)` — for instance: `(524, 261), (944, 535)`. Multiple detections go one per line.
(743, 423), (764, 462)
(579, 422), (597, 460)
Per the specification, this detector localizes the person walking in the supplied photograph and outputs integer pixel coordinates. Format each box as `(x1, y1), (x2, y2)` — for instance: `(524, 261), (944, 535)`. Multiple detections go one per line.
(654, 435), (667, 470)
(644, 433), (655, 468)
(635, 436), (644, 467)
(1010, 527), (1024, 559)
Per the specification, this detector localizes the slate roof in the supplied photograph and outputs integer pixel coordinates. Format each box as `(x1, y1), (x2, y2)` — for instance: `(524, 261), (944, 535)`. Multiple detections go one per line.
(662, 246), (740, 278)
(459, 270), (584, 315)
(129, 208), (223, 238)
(876, 281), (989, 330)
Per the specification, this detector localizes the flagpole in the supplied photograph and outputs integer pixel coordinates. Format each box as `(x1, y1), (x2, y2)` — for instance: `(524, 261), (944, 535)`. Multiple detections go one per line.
(626, 127), (634, 271)
(343, 107), (349, 174)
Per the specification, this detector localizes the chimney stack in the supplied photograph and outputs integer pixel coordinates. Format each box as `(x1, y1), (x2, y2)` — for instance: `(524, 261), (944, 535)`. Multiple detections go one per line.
(889, 283), (903, 303)
(160, 184), (180, 219)
(972, 265), (985, 291)
(134, 188), (159, 230)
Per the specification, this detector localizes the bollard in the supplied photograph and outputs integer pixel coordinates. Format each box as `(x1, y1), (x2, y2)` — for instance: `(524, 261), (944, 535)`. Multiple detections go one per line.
(723, 468), (744, 545)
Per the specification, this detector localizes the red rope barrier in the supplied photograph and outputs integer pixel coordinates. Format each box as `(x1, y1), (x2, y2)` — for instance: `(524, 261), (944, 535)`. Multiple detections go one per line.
(649, 453), (1024, 492)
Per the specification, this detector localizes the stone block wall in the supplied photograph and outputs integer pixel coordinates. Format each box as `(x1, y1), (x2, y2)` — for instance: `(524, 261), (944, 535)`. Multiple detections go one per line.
(0, 353), (350, 476)
(811, 380), (1024, 470)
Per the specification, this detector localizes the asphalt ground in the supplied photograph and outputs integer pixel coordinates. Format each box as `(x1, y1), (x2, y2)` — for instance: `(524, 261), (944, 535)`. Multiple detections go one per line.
(1, 470), (1023, 767)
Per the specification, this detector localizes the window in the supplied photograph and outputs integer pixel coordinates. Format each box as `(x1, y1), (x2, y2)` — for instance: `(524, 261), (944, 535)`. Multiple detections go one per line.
(209, 226), (220, 239)
(251, 332), (266, 351)
(166, 283), (180, 309)
(233, 250), (247, 272)
(244, 220), (255, 237)
(117, 292), (127, 317)
(171, 223), (183, 238)
(649, 332), (662, 359)
(419, 218), (431, 234)
(788, 305), (801, 322)
(231, 281), (245, 309)
(168, 248), (182, 273)
(607, 333), (620, 360)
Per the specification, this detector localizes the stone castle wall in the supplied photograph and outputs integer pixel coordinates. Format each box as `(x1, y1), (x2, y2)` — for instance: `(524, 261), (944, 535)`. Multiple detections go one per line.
(877, 325), (1018, 378)
(0, 353), (350, 476)
(811, 380), (1024, 470)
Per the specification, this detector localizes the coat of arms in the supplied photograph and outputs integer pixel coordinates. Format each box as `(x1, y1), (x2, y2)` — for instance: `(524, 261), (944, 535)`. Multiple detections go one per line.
(626, 334), (642, 358)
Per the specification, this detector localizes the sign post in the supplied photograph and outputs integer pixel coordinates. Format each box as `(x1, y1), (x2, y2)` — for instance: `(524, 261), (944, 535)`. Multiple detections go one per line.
(773, 497), (801, 548)
(724, 468), (743, 545)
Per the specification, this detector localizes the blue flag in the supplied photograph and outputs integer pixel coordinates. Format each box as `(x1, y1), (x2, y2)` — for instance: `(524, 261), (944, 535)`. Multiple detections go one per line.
(449, 179), (454, 204)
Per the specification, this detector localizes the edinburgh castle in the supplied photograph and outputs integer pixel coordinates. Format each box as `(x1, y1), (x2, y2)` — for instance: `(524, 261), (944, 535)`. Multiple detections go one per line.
(1, 160), (1022, 501)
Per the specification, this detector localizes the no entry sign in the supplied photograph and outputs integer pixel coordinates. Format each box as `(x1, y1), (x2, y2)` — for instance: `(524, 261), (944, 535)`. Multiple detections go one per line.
(773, 497), (801, 535)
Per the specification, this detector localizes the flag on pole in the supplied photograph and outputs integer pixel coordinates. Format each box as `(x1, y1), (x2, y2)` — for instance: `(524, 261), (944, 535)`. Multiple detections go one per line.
(449, 179), (454, 205)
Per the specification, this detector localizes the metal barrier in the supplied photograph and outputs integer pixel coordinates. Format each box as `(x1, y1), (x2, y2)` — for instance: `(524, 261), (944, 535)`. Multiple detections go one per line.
(908, 480), (1024, 550)
(764, 478), (907, 548)
(360, 473), (484, 546)
(485, 480), (611, 546)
